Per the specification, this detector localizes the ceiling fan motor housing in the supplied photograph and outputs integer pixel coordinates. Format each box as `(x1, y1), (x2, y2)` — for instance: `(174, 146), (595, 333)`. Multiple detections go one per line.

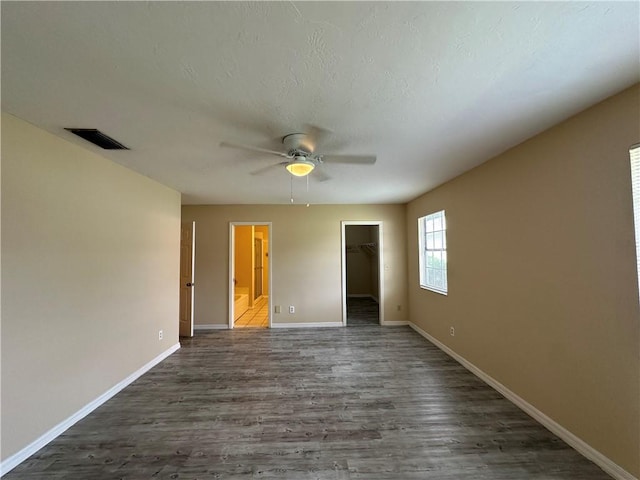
(283, 133), (314, 155)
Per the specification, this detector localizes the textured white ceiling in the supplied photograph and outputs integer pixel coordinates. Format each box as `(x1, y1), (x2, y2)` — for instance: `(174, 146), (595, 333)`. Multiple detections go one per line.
(2, 2), (638, 205)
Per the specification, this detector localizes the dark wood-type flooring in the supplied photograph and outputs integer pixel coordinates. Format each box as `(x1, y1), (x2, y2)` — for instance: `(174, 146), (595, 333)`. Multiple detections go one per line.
(6, 327), (611, 479)
(346, 297), (379, 326)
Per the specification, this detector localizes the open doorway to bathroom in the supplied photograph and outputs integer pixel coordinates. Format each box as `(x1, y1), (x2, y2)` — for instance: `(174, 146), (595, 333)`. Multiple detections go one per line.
(341, 221), (384, 326)
(229, 223), (271, 329)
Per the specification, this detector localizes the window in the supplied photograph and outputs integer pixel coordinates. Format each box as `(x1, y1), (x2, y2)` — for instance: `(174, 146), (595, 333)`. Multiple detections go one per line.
(630, 145), (640, 292)
(418, 210), (447, 294)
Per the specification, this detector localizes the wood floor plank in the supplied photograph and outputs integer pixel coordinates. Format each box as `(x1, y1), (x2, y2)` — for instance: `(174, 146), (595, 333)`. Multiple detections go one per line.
(5, 326), (612, 479)
(346, 297), (379, 326)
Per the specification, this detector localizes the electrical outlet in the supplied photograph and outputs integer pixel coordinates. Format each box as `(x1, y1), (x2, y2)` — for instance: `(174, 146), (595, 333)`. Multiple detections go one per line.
(158, 330), (163, 341)
(289, 305), (295, 314)
(275, 305), (281, 314)
(450, 326), (455, 337)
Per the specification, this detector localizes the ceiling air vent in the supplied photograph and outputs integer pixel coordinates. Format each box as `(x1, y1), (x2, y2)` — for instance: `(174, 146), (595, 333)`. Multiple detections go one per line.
(64, 128), (129, 150)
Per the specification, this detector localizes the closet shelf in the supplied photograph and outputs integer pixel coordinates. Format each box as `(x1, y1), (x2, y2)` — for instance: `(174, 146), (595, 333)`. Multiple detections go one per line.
(347, 242), (378, 256)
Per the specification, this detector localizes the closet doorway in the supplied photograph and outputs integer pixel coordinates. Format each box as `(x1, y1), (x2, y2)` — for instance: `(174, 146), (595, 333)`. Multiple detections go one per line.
(228, 222), (272, 329)
(341, 221), (384, 326)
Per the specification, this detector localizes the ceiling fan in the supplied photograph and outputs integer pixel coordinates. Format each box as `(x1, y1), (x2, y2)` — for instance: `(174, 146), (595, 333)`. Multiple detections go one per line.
(220, 125), (376, 181)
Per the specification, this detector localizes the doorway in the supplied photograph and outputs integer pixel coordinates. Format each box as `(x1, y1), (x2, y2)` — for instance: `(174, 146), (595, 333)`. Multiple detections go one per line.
(341, 221), (384, 326)
(229, 222), (272, 329)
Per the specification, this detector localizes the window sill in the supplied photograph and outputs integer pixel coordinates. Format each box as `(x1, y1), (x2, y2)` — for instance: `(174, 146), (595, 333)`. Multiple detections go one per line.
(420, 285), (448, 296)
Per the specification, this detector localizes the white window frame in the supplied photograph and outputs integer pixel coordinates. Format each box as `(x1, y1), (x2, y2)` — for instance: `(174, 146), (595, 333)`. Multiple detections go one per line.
(418, 210), (448, 295)
(630, 144), (640, 297)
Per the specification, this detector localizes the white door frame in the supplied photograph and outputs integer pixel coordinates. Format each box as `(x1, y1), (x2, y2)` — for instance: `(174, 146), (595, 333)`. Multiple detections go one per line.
(229, 222), (273, 329)
(341, 220), (384, 326)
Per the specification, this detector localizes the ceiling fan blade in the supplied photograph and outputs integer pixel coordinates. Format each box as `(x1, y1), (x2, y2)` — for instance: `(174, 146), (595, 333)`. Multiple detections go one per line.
(320, 154), (376, 165)
(250, 161), (287, 176)
(220, 141), (290, 158)
(313, 167), (331, 182)
(303, 124), (332, 152)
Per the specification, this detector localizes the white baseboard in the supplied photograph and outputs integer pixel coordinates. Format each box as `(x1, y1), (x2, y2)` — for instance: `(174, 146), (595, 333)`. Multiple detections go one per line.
(408, 322), (637, 480)
(271, 322), (343, 328)
(381, 320), (408, 326)
(0, 343), (180, 477)
(194, 324), (228, 330)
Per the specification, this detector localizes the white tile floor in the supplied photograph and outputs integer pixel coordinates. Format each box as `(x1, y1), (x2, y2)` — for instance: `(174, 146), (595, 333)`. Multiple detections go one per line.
(234, 296), (269, 328)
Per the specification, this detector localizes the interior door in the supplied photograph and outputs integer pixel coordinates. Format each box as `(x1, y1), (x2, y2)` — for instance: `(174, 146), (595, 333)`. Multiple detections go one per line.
(179, 221), (195, 337)
(254, 237), (263, 299)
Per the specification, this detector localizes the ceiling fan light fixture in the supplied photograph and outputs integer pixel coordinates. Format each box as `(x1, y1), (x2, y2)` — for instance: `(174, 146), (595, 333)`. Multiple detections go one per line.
(286, 157), (315, 177)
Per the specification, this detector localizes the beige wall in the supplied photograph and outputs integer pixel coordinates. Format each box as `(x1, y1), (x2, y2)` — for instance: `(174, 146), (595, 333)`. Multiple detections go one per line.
(407, 85), (640, 476)
(1, 113), (181, 461)
(182, 205), (407, 325)
(255, 225), (269, 296)
(234, 225), (254, 302)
